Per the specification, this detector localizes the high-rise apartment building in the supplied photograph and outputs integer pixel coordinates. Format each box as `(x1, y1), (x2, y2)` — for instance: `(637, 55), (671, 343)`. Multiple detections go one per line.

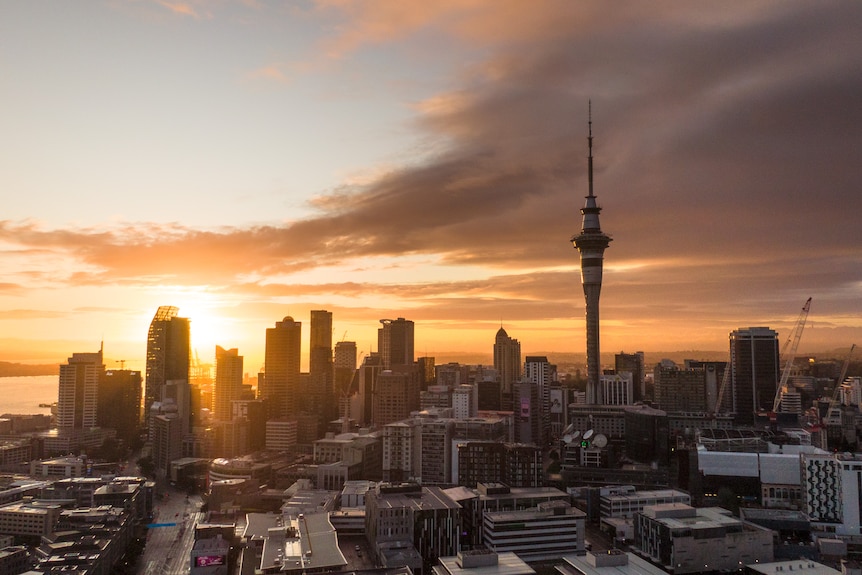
(97, 369), (142, 444)
(57, 347), (104, 432)
(334, 341), (357, 371)
(653, 364), (706, 413)
(372, 369), (421, 426)
(416, 356), (436, 390)
(262, 316), (301, 419)
(730, 327), (780, 425)
(378, 317), (414, 369)
(493, 327), (521, 397)
(517, 356), (556, 447)
(309, 310), (334, 426)
(571, 113), (612, 405)
(615, 351), (645, 403)
(145, 306), (190, 419)
(214, 346), (243, 422)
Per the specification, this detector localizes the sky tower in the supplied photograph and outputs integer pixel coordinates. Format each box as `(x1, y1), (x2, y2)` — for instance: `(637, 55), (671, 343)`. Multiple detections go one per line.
(571, 106), (612, 404)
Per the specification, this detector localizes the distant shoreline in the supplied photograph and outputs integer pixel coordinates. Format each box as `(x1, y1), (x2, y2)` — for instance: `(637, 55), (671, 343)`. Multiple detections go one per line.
(0, 362), (58, 378)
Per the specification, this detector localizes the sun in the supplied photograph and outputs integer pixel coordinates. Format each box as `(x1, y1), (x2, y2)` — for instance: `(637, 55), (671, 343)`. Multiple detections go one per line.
(151, 287), (239, 364)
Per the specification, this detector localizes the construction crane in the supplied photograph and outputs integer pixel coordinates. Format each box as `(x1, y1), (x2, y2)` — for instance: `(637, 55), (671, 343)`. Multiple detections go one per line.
(714, 360), (732, 415)
(826, 343), (856, 420)
(772, 297), (812, 413)
(823, 344), (857, 451)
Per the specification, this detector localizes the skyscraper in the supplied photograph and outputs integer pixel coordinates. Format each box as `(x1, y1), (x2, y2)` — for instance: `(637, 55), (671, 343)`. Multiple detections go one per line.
(730, 327), (780, 425)
(571, 110), (612, 404)
(98, 368), (142, 444)
(145, 306), (190, 418)
(214, 346), (243, 422)
(615, 351), (645, 403)
(493, 326), (522, 396)
(378, 317), (414, 369)
(262, 316), (301, 419)
(309, 310), (334, 425)
(57, 346), (104, 432)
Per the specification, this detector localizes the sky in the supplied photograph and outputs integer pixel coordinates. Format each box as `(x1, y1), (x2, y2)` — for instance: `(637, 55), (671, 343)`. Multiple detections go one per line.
(1, 1), (860, 373)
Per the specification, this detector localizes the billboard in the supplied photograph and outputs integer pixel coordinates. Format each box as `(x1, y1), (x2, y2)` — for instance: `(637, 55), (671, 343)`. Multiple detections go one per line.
(195, 555), (226, 567)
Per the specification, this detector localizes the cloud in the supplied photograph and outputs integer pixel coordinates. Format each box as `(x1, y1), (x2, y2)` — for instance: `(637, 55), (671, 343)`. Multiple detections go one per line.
(3, 2), (861, 355)
(0, 309), (68, 320)
(155, 1), (206, 18)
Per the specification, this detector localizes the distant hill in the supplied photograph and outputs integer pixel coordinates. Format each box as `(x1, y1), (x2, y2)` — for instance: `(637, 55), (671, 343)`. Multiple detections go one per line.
(0, 362), (58, 378)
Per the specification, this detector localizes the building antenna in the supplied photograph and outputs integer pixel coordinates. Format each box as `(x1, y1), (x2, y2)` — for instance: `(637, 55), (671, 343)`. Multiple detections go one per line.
(588, 100), (594, 199)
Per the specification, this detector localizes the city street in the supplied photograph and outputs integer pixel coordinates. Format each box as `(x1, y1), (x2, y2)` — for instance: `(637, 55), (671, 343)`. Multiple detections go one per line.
(137, 487), (203, 575)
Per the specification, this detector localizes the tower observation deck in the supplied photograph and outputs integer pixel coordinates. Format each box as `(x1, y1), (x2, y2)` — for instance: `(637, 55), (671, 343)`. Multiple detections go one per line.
(571, 107), (612, 404)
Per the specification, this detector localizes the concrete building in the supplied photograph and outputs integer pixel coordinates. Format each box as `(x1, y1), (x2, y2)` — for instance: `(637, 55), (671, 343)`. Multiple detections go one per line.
(257, 512), (347, 574)
(558, 550), (667, 575)
(456, 442), (542, 488)
(57, 347), (104, 432)
(0, 499), (62, 539)
(599, 487), (691, 519)
(214, 346), (243, 422)
(745, 560), (841, 575)
(366, 482), (461, 568)
(263, 316), (302, 419)
(513, 380), (544, 447)
(730, 327), (780, 425)
(445, 483), (570, 549)
(378, 318), (415, 370)
(98, 368), (142, 443)
(382, 420), (421, 483)
(191, 534), (230, 574)
(633, 504), (773, 574)
(453, 385), (478, 420)
(483, 500), (585, 561)
(266, 419), (298, 452)
(654, 364), (707, 413)
(616, 352), (646, 404)
(422, 386), (452, 411)
(30, 456), (87, 479)
(434, 550), (535, 575)
(494, 328), (522, 403)
(145, 306), (190, 425)
(309, 310), (335, 428)
(600, 373), (633, 406)
(421, 418), (454, 485)
(373, 370), (421, 427)
(802, 452), (862, 536)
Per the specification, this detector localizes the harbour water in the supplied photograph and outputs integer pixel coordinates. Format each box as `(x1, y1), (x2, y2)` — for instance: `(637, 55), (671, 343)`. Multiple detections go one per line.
(0, 375), (56, 416)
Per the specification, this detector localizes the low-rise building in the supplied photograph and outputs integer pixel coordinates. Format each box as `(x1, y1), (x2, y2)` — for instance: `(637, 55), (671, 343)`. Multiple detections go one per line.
(433, 550), (535, 575)
(0, 499), (62, 539)
(633, 504), (773, 574)
(600, 486), (690, 519)
(258, 512), (346, 574)
(444, 483), (571, 549)
(483, 501), (585, 561)
(556, 550), (669, 575)
(366, 482), (461, 568)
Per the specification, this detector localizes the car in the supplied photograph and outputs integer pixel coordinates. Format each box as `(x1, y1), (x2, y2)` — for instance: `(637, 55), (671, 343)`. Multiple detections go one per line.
(355, 545), (361, 551)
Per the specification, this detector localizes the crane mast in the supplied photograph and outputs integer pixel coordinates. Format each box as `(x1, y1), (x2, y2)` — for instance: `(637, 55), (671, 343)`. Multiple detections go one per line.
(823, 344), (857, 451)
(772, 297), (812, 413)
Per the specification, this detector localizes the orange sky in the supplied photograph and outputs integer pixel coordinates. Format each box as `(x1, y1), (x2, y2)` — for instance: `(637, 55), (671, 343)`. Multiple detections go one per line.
(1, 1), (860, 372)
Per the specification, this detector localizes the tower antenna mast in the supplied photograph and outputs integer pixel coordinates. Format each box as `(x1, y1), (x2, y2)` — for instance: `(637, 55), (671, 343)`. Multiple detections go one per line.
(588, 100), (594, 198)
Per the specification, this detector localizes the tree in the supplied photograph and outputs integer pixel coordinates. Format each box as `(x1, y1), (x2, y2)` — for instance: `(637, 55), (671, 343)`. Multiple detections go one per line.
(136, 455), (155, 478)
(716, 486), (739, 515)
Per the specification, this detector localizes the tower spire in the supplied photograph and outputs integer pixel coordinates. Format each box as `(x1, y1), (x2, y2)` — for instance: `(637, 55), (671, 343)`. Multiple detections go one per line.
(588, 99), (594, 198)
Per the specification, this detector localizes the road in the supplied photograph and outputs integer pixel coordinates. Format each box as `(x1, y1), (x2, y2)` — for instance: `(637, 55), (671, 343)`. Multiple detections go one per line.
(137, 487), (203, 575)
